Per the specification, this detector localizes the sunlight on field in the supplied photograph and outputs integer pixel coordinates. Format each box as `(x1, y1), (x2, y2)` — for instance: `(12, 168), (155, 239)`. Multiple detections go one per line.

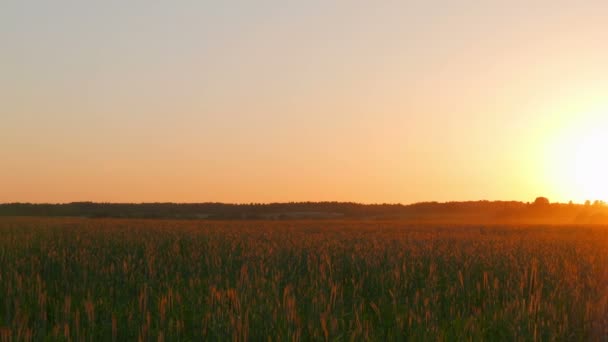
(2, 218), (608, 340)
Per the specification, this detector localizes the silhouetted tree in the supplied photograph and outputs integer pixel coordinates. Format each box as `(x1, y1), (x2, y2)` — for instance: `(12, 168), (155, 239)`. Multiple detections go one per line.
(533, 197), (550, 206)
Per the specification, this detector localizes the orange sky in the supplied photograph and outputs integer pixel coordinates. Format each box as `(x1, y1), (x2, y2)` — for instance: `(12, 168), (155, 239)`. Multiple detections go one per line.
(2, 2), (608, 204)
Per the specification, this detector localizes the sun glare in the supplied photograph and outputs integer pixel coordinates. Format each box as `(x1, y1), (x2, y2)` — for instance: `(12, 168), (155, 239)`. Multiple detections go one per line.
(572, 127), (608, 201)
(547, 108), (608, 203)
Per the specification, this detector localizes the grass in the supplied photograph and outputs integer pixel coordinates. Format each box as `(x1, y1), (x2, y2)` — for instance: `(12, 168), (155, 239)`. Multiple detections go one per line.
(1, 217), (607, 340)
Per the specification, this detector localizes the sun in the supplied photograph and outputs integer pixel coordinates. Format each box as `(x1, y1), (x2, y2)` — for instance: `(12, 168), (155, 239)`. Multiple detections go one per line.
(546, 109), (608, 203)
(570, 126), (608, 201)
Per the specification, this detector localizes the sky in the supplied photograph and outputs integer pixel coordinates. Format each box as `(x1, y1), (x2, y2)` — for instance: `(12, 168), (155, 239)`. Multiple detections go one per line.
(2, 1), (608, 204)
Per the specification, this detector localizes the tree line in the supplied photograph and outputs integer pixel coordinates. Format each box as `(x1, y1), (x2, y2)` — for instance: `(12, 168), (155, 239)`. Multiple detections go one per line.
(1, 198), (607, 223)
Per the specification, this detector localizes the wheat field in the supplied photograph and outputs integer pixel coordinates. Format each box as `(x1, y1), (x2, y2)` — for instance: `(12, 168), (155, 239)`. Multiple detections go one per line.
(1, 217), (607, 341)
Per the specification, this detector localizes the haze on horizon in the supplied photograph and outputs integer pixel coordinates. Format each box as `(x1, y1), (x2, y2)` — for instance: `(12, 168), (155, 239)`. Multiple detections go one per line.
(2, 1), (608, 204)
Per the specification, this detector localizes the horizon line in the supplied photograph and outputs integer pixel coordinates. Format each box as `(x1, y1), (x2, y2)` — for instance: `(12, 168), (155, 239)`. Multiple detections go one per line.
(0, 198), (587, 206)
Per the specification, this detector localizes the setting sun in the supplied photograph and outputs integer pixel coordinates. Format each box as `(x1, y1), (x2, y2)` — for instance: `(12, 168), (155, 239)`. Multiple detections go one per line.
(547, 108), (608, 203)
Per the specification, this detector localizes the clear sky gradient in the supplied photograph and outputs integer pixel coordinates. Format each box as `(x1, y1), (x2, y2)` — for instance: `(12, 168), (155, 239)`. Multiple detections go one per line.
(2, 1), (608, 203)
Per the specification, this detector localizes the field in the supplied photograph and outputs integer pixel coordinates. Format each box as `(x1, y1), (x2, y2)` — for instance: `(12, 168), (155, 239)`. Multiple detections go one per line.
(1, 217), (608, 341)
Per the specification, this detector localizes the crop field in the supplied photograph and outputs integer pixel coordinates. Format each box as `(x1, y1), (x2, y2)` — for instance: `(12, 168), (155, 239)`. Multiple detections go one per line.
(1, 217), (608, 341)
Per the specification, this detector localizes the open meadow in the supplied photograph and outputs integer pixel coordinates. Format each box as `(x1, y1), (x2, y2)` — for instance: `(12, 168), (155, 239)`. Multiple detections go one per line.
(1, 217), (608, 340)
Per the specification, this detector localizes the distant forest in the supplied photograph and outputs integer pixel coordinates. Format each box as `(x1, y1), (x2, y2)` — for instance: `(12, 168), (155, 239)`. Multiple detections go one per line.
(2, 198), (608, 223)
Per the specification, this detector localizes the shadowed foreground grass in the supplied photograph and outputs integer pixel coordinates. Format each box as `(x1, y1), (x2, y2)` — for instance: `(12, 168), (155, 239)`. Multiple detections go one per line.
(1, 217), (608, 340)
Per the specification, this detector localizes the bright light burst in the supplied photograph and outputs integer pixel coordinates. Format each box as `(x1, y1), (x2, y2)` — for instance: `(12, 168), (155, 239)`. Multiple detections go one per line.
(547, 107), (608, 203)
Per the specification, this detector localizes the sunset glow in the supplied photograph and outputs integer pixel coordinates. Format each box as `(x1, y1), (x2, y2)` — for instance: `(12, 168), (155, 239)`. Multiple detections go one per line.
(6, 3), (608, 341)
(545, 108), (608, 203)
(2, 1), (608, 204)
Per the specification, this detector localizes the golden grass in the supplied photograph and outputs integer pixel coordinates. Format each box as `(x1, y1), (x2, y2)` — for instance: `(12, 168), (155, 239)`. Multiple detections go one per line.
(0, 217), (607, 340)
